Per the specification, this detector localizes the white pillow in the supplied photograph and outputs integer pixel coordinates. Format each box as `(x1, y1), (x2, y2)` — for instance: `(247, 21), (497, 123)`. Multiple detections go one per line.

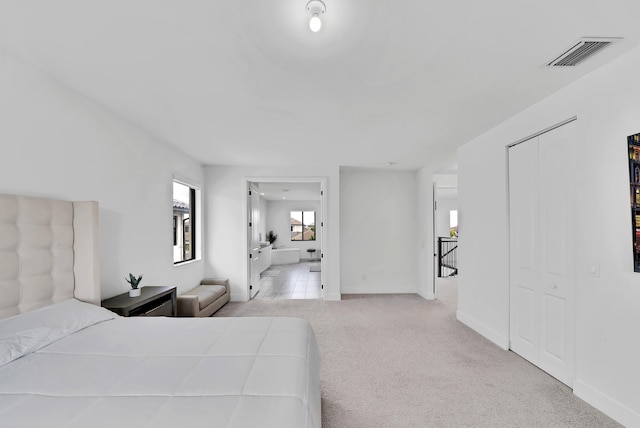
(0, 299), (117, 367)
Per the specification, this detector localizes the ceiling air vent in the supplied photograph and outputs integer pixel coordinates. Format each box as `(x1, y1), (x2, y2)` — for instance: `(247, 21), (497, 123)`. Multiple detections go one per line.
(546, 37), (621, 67)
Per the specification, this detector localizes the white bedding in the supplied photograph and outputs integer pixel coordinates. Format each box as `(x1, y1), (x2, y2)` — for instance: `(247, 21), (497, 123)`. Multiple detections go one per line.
(0, 300), (321, 428)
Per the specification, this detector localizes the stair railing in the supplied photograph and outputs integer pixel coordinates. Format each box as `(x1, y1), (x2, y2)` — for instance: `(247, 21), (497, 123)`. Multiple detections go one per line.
(438, 237), (458, 277)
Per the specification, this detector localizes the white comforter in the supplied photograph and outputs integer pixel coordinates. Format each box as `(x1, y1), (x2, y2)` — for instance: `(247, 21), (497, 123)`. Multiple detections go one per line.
(0, 300), (321, 428)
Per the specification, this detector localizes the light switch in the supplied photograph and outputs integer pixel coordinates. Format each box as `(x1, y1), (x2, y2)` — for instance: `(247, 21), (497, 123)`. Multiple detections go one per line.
(589, 263), (600, 277)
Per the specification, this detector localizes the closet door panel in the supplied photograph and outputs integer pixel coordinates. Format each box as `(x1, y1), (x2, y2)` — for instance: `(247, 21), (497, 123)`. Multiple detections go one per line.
(543, 294), (566, 360)
(508, 137), (539, 363)
(537, 122), (575, 386)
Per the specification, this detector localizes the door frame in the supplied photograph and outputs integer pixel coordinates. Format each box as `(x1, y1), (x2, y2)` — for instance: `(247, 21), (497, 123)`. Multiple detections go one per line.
(432, 181), (438, 299)
(242, 176), (328, 301)
(247, 182), (261, 299)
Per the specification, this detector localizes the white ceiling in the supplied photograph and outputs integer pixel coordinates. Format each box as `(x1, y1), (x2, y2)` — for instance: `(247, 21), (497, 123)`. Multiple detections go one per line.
(2, 1), (640, 170)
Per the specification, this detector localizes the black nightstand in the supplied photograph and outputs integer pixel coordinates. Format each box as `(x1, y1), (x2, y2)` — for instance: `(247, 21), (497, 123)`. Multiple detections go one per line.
(102, 286), (177, 317)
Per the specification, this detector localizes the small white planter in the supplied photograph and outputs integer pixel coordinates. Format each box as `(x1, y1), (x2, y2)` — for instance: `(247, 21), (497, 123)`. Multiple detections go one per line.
(129, 288), (141, 297)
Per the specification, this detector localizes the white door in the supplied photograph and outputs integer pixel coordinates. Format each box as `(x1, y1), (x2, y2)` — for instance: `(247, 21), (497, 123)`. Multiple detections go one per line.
(509, 121), (576, 386)
(248, 183), (261, 299)
(509, 138), (539, 364)
(319, 182), (326, 299)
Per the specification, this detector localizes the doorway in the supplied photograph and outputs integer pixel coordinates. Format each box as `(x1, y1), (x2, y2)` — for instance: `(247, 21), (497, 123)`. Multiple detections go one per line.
(245, 177), (326, 301)
(248, 182), (262, 299)
(508, 118), (577, 386)
(434, 172), (458, 300)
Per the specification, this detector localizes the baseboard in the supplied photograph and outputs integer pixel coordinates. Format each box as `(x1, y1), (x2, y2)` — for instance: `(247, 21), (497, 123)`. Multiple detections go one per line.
(456, 310), (509, 350)
(420, 291), (435, 300)
(340, 286), (417, 294)
(323, 293), (341, 301)
(573, 379), (640, 427)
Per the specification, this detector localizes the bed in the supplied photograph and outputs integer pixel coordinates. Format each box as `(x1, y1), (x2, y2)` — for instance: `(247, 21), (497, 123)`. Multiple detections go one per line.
(0, 194), (321, 427)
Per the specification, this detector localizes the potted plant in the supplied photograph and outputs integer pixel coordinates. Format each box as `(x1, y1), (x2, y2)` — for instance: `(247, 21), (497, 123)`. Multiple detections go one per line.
(267, 230), (277, 246)
(126, 273), (143, 297)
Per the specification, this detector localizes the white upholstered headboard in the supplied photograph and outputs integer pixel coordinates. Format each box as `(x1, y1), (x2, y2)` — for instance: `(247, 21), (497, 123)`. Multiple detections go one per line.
(0, 194), (100, 319)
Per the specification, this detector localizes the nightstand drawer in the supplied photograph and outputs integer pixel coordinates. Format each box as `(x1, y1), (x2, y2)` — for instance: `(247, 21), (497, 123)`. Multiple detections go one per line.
(140, 299), (174, 317)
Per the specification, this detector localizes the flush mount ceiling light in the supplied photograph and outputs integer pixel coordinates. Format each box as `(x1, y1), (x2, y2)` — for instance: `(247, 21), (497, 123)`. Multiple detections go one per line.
(306, 0), (326, 32)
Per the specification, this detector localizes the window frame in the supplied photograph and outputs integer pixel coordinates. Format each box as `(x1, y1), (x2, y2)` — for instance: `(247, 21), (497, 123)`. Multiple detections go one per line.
(173, 179), (199, 265)
(173, 216), (177, 246)
(290, 210), (316, 241)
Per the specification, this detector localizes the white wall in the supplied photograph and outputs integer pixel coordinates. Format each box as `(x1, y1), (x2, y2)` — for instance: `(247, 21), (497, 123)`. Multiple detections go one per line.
(340, 169), (419, 294)
(204, 166), (340, 301)
(435, 199), (457, 238)
(435, 174), (458, 238)
(0, 52), (205, 299)
(457, 45), (640, 426)
(266, 200), (322, 259)
(259, 196), (269, 243)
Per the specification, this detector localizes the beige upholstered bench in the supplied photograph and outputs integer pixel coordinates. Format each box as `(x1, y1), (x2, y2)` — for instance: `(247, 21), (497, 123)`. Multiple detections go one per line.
(177, 278), (230, 317)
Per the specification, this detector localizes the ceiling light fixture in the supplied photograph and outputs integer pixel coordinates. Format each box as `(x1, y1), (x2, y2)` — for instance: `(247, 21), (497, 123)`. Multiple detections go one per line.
(306, 0), (326, 32)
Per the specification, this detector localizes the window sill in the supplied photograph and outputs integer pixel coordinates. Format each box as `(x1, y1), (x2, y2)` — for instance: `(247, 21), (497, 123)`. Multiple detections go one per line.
(173, 258), (201, 268)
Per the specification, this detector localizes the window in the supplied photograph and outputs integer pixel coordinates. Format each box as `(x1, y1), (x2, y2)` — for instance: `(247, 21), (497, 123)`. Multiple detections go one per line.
(291, 211), (316, 241)
(173, 180), (197, 263)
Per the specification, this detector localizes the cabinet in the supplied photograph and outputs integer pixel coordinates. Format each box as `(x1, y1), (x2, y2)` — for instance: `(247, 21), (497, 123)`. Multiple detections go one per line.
(260, 244), (272, 272)
(102, 286), (177, 317)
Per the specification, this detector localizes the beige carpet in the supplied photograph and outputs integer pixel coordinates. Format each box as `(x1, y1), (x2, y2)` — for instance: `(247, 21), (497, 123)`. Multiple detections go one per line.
(215, 282), (621, 428)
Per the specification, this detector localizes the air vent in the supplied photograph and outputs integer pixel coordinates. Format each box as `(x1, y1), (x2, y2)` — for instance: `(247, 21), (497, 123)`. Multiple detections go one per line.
(547, 37), (621, 67)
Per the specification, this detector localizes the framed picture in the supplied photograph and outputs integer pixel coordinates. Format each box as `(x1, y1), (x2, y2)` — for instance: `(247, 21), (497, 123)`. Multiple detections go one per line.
(627, 133), (640, 272)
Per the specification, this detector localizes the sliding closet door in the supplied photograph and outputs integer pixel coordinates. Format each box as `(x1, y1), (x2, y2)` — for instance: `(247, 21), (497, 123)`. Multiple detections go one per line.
(509, 137), (539, 364)
(509, 120), (576, 387)
(537, 123), (575, 386)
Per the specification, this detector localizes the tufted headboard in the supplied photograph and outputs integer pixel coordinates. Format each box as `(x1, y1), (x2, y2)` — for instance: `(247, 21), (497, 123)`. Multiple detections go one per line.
(0, 194), (100, 319)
